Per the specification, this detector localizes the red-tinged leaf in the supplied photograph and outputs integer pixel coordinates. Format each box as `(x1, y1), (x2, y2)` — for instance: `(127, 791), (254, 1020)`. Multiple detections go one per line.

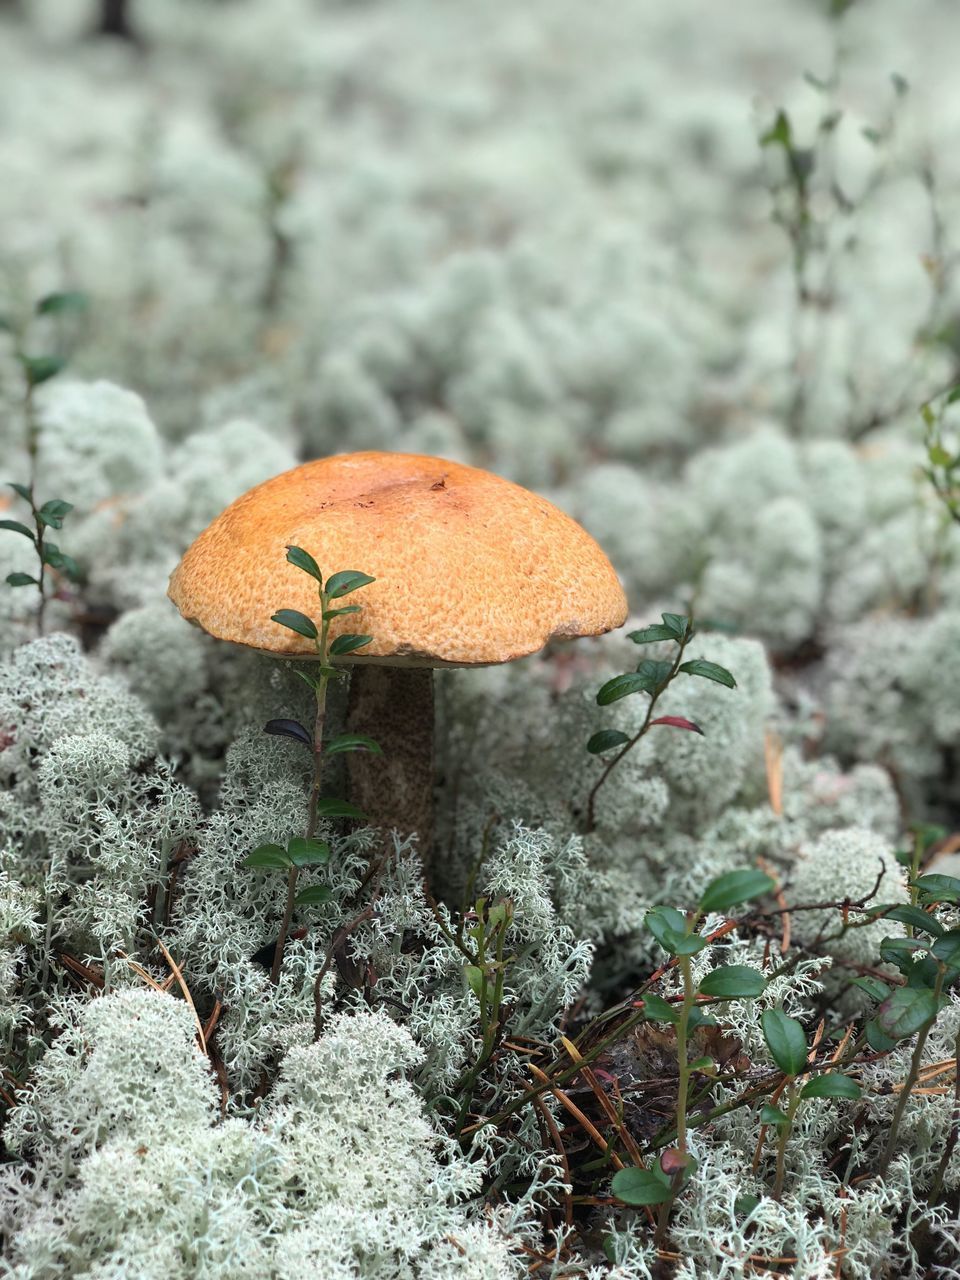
(649, 715), (705, 736)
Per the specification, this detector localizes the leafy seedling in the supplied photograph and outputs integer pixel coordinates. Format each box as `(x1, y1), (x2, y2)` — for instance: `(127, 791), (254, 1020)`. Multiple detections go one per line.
(584, 611), (735, 831)
(243, 547), (378, 985)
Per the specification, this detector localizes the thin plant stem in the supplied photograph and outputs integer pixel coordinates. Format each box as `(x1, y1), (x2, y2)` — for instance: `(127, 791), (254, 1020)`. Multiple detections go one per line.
(675, 956), (694, 1156)
(276, 591), (331, 985)
(878, 965), (945, 1177)
(772, 1087), (800, 1201)
(270, 865), (299, 986)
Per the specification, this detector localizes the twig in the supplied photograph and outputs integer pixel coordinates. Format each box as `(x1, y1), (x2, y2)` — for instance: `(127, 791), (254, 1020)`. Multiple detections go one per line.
(153, 937), (206, 1054)
(527, 1063), (625, 1170)
(531, 1092), (573, 1229)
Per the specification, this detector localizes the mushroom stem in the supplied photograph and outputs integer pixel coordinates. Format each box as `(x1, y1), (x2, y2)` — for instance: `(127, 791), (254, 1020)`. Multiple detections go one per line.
(345, 666), (434, 857)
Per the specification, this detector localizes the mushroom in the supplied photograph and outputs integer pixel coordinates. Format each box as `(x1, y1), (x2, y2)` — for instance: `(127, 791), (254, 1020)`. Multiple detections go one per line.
(168, 451), (627, 853)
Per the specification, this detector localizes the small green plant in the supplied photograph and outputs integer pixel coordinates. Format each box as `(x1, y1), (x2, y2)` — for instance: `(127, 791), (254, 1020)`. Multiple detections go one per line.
(1, 291), (89, 631)
(610, 868), (774, 1229)
(759, 1008), (861, 1200)
(853, 872), (960, 1176)
(757, 40), (915, 437)
(922, 385), (960, 527)
(583, 611), (735, 831)
(452, 896), (515, 1132)
(242, 546), (379, 984)
(2, 488), (82, 633)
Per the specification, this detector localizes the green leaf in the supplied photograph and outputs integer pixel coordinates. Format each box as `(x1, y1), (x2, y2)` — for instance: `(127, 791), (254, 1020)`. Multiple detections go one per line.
(61, 556), (84, 584)
(21, 355), (66, 386)
(914, 824), (947, 854)
(0, 520), (35, 540)
(912, 874), (960, 905)
(870, 903), (943, 936)
(865, 1018), (897, 1053)
(687, 1006), (718, 1030)
(907, 955), (945, 989)
(294, 670), (323, 691)
(661, 613), (689, 639)
(876, 987), (942, 1041)
(628, 624), (676, 645)
(486, 901), (511, 929)
(586, 729), (630, 755)
(760, 1103), (790, 1127)
(596, 673), (656, 705)
(243, 844), (292, 870)
(929, 444), (953, 469)
(271, 609), (318, 640)
(36, 290), (89, 316)
(43, 547), (82, 580)
(635, 658), (674, 687)
(611, 1166), (674, 1207)
(760, 108), (792, 148)
(7, 483), (31, 502)
(287, 838), (330, 867)
(879, 936), (928, 973)
(314, 798), (367, 821)
(285, 545), (323, 583)
(294, 885), (332, 906)
(699, 869), (774, 914)
(800, 1074), (861, 1100)
(931, 929), (960, 968)
(5, 572), (37, 587)
(679, 658), (737, 688)
(735, 1194), (762, 1217)
(672, 932), (707, 956)
(644, 905), (688, 954)
(329, 633), (373, 656)
(698, 965), (766, 999)
(648, 905), (686, 935)
(688, 1056), (714, 1074)
(852, 976), (890, 1002)
(323, 605), (361, 620)
(761, 1009), (808, 1076)
(325, 570), (376, 599)
(464, 965), (484, 998)
(324, 733), (382, 756)
(637, 993), (680, 1024)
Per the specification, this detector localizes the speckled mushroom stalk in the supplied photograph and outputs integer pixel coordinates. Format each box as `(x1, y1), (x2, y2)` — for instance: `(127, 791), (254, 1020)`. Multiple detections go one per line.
(167, 450), (628, 861)
(344, 665), (435, 854)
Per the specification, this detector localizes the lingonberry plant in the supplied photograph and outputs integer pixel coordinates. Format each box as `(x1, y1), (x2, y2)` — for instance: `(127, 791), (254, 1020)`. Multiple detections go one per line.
(583, 611), (735, 831)
(1, 291), (88, 631)
(922, 385), (960, 528)
(610, 868), (774, 1229)
(242, 546), (380, 984)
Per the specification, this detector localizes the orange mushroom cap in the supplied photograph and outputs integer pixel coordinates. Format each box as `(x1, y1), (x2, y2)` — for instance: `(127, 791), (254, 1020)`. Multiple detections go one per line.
(168, 451), (627, 666)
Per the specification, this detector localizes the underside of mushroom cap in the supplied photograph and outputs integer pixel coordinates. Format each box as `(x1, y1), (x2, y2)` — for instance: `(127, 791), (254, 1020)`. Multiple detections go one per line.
(168, 451), (627, 665)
